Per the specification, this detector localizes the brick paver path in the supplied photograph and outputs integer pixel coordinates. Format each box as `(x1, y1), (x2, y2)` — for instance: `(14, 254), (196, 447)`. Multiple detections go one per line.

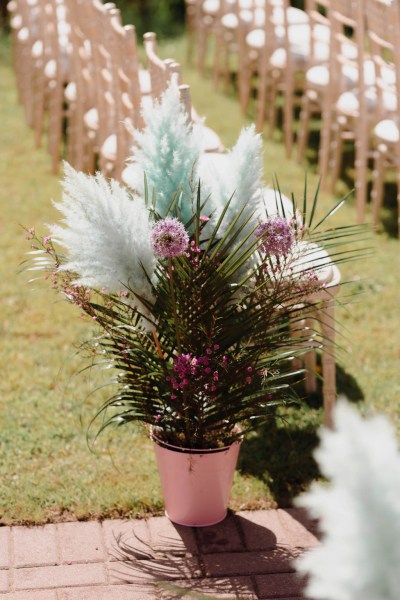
(0, 509), (319, 599)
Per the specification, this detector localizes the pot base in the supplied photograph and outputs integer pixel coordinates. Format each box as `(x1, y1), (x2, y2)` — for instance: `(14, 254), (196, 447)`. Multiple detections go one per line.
(165, 509), (228, 528)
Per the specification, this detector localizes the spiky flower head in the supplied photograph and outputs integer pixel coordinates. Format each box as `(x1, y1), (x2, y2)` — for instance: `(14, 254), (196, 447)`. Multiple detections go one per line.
(151, 217), (189, 258)
(256, 216), (294, 256)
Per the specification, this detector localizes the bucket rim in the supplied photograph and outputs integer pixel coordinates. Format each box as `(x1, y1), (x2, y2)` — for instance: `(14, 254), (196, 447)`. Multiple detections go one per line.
(150, 427), (243, 455)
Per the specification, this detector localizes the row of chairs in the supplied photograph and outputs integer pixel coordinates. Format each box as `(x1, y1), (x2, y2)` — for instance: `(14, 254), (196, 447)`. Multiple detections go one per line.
(187, 0), (400, 234)
(7, 0), (225, 182)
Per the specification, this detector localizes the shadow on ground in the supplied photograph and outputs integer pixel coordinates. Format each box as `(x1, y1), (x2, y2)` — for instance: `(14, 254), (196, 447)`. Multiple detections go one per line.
(107, 512), (307, 599)
(238, 360), (364, 506)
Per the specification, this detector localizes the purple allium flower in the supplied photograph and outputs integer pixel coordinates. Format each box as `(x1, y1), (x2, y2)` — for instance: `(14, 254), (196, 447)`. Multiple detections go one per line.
(151, 217), (189, 258)
(256, 217), (294, 256)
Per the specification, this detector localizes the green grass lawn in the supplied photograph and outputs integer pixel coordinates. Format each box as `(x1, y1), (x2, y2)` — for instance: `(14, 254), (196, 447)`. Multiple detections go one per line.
(1, 33), (399, 525)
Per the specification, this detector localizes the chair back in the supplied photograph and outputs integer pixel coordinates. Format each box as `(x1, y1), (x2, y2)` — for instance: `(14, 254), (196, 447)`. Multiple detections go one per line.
(143, 32), (182, 100)
(364, 0), (400, 121)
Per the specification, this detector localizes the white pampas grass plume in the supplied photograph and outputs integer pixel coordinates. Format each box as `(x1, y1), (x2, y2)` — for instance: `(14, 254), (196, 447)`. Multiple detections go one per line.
(296, 400), (400, 600)
(50, 163), (156, 308)
(198, 125), (264, 236)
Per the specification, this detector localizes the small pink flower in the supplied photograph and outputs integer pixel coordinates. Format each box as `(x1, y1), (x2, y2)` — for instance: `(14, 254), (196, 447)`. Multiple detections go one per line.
(199, 215), (210, 222)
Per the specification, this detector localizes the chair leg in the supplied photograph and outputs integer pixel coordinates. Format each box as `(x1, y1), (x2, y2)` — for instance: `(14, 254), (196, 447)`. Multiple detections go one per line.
(197, 25), (208, 76)
(212, 28), (223, 89)
(267, 79), (278, 140)
(396, 154), (400, 237)
(297, 91), (312, 164)
(328, 118), (345, 194)
(354, 117), (369, 224)
(319, 297), (336, 429)
(318, 100), (334, 190)
(256, 68), (269, 133)
(371, 145), (386, 229)
(303, 317), (318, 394)
(33, 73), (46, 149)
(223, 33), (234, 92)
(238, 63), (253, 115)
(283, 79), (294, 159)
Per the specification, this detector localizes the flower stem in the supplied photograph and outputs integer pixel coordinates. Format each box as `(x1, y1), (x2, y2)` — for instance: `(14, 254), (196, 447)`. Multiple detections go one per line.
(168, 259), (182, 354)
(152, 330), (164, 361)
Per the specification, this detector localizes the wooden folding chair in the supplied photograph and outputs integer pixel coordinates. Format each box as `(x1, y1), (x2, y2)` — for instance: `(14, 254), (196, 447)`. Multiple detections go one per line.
(8, 0), (47, 129)
(238, 0), (316, 158)
(287, 242), (341, 428)
(63, 0), (97, 172)
(366, 0), (400, 235)
(296, 0), (331, 164)
(316, 0), (370, 222)
(196, 0), (222, 76)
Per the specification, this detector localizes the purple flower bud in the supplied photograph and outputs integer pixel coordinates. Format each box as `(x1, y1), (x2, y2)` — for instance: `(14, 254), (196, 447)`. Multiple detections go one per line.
(151, 217), (189, 257)
(256, 216), (294, 256)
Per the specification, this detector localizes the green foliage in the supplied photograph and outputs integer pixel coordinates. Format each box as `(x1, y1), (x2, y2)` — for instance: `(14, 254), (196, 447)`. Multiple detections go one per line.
(115, 0), (185, 39)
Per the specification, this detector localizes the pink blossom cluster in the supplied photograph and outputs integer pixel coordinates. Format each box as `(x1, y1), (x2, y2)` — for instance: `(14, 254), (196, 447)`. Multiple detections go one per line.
(256, 216), (294, 256)
(183, 240), (222, 271)
(151, 217), (189, 258)
(24, 228), (53, 254)
(167, 346), (227, 398)
(64, 284), (91, 311)
(294, 268), (324, 296)
(167, 347), (255, 399)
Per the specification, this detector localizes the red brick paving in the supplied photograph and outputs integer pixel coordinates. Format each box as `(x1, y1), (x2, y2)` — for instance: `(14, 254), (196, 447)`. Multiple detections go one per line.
(0, 509), (318, 599)
(0, 529), (10, 569)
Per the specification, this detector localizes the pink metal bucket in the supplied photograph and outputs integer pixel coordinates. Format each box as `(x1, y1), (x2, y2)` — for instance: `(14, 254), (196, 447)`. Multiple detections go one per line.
(152, 433), (242, 527)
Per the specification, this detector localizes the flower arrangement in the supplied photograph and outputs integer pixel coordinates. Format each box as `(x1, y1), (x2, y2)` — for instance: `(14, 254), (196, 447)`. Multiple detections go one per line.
(25, 83), (366, 451)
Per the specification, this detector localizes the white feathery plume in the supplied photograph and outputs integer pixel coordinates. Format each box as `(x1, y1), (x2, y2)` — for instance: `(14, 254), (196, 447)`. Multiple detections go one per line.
(50, 163), (156, 309)
(128, 82), (203, 224)
(198, 125), (264, 237)
(296, 400), (400, 600)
